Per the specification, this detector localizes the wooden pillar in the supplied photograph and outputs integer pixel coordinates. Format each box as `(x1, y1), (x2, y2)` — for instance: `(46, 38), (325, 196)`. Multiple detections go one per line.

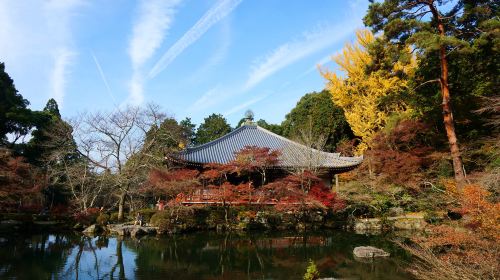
(335, 174), (339, 193)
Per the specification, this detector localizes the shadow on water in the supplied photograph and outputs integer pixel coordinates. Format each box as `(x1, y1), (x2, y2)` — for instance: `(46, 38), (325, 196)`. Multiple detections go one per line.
(0, 231), (413, 280)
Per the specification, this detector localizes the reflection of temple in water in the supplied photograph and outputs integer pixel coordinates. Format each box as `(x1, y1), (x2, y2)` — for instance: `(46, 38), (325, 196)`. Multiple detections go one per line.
(0, 232), (411, 280)
(201, 236), (331, 251)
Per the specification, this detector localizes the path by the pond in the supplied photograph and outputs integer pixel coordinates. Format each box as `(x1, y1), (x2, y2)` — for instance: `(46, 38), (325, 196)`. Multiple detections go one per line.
(0, 231), (413, 280)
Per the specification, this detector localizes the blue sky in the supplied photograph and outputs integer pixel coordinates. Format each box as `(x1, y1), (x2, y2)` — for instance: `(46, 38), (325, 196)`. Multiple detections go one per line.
(0, 0), (368, 127)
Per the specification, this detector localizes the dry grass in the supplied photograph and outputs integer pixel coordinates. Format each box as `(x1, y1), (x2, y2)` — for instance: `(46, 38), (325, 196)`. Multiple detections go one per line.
(399, 242), (499, 280)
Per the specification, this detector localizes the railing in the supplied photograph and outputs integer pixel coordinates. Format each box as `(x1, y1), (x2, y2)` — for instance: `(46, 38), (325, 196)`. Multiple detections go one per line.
(178, 189), (278, 205)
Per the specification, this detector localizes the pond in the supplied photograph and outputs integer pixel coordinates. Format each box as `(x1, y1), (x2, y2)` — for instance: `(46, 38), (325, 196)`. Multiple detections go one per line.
(0, 231), (412, 280)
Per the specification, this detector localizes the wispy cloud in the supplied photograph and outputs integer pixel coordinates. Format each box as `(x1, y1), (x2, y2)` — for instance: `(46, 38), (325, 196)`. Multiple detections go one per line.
(224, 95), (267, 117)
(192, 22), (358, 116)
(148, 0), (242, 79)
(187, 86), (230, 113)
(186, 19), (232, 84)
(128, 73), (145, 105)
(51, 48), (76, 107)
(244, 23), (358, 91)
(302, 54), (334, 77)
(129, 0), (181, 70)
(91, 52), (116, 104)
(127, 0), (182, 104)
(0, 1), (84, 108)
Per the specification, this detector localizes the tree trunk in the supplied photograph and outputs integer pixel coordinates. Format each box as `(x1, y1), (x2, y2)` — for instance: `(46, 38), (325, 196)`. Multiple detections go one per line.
(117, 193), (126, 221)
(439, 44), (465, 185)
(429, 3), (466, 186)
(116, 239), (125, 280)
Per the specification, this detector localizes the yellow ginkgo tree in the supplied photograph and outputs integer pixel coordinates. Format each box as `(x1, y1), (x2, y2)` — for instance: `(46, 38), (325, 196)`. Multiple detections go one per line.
(321, 29), (415, 153)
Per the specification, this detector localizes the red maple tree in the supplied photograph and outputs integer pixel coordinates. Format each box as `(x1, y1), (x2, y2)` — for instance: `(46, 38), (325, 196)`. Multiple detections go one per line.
(231, 146), (281, 184)
(0, 149), (45, 211)
(146, 146), (345, 213)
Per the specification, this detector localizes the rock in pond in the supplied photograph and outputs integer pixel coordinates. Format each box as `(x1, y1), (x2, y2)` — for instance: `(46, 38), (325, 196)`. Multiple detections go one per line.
(82, 224), (102, 235)
(353, 246), (390, 258)
(131, 226), (157, 238)
(108, 224), (157, 237)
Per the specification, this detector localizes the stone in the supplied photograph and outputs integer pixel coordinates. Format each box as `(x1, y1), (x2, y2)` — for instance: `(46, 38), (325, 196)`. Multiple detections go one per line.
(82, 224), (101, 235)
(73, 223), (83, 229)
(108, 224), (131, 236)
(354, 218), (382, 233)
(131, 227), (146, 238)
(130, 226), (157, 237)
(392, 217), (426, 230)
(0, 220), (23, 226)
(353, 246), (390, 258)
(389, 213), (427, 230)
(108, 224), (157, 236)
(388, 207), (404, 216)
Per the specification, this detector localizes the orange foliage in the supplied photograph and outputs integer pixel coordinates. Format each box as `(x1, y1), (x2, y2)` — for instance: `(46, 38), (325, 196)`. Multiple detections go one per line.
(144, 168), (200, 198)
(410, 183), (500, 278)
(460, 184), (500, 239)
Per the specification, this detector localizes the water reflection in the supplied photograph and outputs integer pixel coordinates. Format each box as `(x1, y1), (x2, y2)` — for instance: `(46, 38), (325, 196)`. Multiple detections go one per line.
(0, 231), (412, 279)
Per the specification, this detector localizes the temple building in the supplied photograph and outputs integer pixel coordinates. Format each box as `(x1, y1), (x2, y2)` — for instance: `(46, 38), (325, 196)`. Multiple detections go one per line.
(168, 119), (362, 187)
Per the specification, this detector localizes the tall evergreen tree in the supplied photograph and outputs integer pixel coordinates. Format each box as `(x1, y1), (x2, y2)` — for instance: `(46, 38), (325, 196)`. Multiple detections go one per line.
(43, 98), (61, 118)
(180, 117), (196, 147)
(195, 113), (231, 145)
(281, 90), (354, 152)
(362, 0), (497, 184)
(256, 119), (283, 135)
(0, 62), (33, 144)
(27, 99), (78, 205)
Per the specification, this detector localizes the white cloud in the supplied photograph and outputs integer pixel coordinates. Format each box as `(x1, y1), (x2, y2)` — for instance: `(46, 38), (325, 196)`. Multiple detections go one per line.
(129, 0), (181, 70)
(190, 22), (359, 116)
(126, 0), (182, 105)
(244, 23), (358, 91)
(128, 73), (145, 105)
(51, 49), (76, 107)
(148, 0), (242, 79)
(0, 0), (83, 108)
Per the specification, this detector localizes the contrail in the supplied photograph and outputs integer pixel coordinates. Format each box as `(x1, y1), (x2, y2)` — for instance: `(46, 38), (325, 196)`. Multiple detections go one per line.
(91, 51), (117, 105)
(148, 0), (242, 79)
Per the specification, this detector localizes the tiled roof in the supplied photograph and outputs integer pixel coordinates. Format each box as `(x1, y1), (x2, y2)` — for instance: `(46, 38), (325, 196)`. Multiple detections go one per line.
(171, 124), (363, 171)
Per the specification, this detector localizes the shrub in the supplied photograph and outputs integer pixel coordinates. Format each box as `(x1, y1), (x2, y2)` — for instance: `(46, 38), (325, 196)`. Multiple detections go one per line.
(109, 212), (119, 223)
(423, 210), (443, 225)
(150, 206), (196, 233)
(237, 210), (256, 222)
(149, 211), (168, 225)
(303, 260), (320, 280)
(367, 119), (436, 188)
(96, 213), (110, 226)
(132, 209), (157, 224)
(18, 204), (44, 214)
(50, 204), (69, 216)
(73, 208), (100, 225)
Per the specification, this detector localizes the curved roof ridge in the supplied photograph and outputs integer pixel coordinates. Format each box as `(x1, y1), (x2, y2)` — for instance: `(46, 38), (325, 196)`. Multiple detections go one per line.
(172, 123), (363, 170)
(180, 125), (250, 154)
(254, 125), (340, 157)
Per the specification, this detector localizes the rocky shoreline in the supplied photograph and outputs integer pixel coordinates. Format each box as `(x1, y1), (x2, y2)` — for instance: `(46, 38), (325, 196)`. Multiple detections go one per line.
(0, 209), (431, 237)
